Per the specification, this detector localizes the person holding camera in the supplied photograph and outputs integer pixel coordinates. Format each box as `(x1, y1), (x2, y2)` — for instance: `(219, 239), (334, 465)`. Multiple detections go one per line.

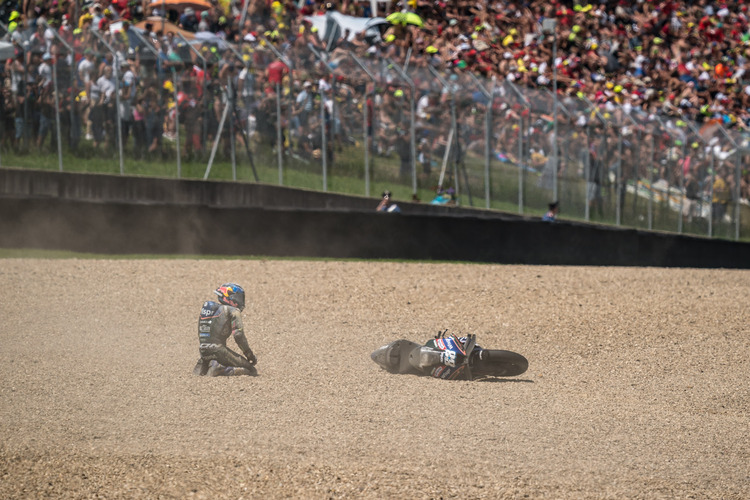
(376, 190), (401, 213)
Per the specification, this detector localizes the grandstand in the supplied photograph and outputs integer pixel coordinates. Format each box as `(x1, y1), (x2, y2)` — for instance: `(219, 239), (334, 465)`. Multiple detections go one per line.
(1, 0), (749, 240)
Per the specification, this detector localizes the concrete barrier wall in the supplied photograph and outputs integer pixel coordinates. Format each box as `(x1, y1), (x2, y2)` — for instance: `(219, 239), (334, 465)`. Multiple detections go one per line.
(0, 168), (517, 219)
(1, 196), (748, 268)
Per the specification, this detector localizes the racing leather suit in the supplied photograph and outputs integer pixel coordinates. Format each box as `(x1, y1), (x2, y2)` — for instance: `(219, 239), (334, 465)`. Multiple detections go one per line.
(194, 300), (257, 376)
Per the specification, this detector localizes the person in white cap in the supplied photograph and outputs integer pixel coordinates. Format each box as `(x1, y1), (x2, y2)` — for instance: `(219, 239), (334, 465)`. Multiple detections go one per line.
(179, 7), (198, 32)
(293, 81), (315, 134)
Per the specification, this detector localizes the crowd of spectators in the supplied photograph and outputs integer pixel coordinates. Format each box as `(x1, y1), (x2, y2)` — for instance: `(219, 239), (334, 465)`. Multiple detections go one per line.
(1, 0), (749, 209)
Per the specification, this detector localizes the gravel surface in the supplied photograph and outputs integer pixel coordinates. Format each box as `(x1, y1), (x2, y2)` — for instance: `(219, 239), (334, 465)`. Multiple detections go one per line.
(1, 258), (748, 499)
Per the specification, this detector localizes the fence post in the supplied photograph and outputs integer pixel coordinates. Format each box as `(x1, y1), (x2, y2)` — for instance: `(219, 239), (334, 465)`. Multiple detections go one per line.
(678, 138), (687, 234)
(649, 115), (680, 231)
(677, 115), (715, 237)
(275, 81), (283, 182)
(708, 154), (716, 237)
(734, 147), (744, 241)
(263, 38), (294, 185)
(507, 82), (531, 214)
(132, 29), (187, 179)
(649, 130), (656, 230)
(581, 95), (611, 222)
(350, 52), (378, 198)
(469, 72), (493, 209)
(172, 65), (183, 178)
(545, 88), (574, 210)
(428, 65), (465, 204)
(23, 41), (30, 151)
(229, 75), (236, 181)
(387, 57), (418, 196)
(584, 117), (592, 222)
(614, 102), (644, 228)
(716, 125), (741, 241)
(225, 44), (255, 182)
(616, 113), (623, 226)
(664, 118), (690, 235)
(308, 43), (334, 192)
(90, 29), (124, 175)
(48, 27), (77, 167)
(204, 87), (230, 180)
(176, 32), (209, 158)
(52, 57), (63, 171)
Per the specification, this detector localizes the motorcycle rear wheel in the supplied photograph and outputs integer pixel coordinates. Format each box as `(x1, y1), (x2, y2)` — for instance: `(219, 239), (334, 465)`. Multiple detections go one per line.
(471, 350), (528, 378)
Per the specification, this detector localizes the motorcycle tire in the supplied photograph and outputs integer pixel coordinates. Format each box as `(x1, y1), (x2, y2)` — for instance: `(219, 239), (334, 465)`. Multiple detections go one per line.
(471, 349), (528, 378)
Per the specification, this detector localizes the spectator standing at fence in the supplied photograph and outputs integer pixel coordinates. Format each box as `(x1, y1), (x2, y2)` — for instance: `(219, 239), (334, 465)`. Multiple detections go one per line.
(217, 49), (235, 82)
(8, 49), (26, 151)
(66, 85), (84, 153)
(741, 170), (750, 204)
(179, 77), (203, 160)
(293, 80), (314, 137)
(683, 172), (700, 223)
(36, 75), (56, 151)
(77, 48), (96, 140)
(131, 93), (146, 159)
(118, 59), (136, 151)
(394, 119), (412, 180)
(418, 133), (433, 176)
(144, 85), (164, 154)
(236, 55), (256, 139)
(96, 51), (113, 81)
(37, 52), (53, 90)
(162, 79), (179, 142)
(1, 82), (13, 151)
(712, 166), (731, 225)
(416, 91), (431, 128)
(211, 84), (231, 158)
(88, 64), (103, 148)
(154, 37), (171, 79)
(256, 86), (280, 152)
(318, 74), (335, 164)
(25, 52), (41, 145)
(587, 142), (604, 219)
(96, 64), (116, 150)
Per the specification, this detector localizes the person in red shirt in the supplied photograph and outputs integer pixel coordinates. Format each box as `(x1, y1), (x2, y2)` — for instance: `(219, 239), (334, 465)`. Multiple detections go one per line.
(266, 59), (288, 85)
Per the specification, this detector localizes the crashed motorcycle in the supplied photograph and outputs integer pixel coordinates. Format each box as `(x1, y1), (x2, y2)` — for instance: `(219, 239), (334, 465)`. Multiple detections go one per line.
(371, 331), (528, 381)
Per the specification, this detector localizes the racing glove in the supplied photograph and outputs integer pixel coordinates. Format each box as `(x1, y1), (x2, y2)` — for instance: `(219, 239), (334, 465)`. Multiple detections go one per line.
(244, 350), (257, 366)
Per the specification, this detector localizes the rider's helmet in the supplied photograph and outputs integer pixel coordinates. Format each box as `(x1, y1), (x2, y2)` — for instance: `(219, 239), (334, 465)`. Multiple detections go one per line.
(215, 283), (245, 311)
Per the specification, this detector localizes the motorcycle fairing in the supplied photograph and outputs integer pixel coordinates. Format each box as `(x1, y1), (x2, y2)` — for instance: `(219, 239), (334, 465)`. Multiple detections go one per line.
(429, 335), (468, 355)
(431, 364), (469, 380)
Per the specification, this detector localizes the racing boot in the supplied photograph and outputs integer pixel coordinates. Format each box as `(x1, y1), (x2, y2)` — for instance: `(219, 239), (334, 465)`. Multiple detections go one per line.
(207, 360), (229, 376)
(193, 358), (210, 376)
(207, 360), (258, 377)
(231, 366), (258, 376)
